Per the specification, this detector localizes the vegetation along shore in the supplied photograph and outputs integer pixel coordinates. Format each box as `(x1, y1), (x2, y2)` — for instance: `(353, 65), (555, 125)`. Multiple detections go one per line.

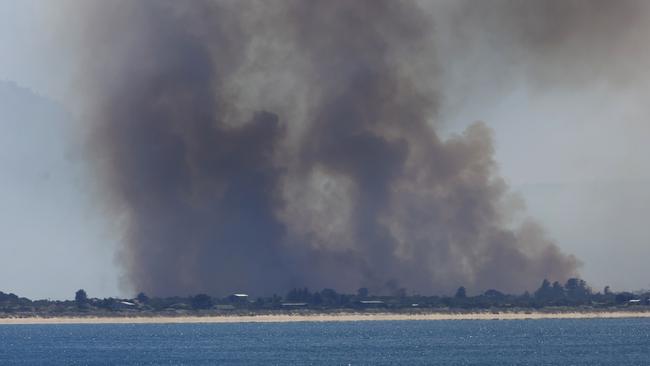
(2, 278), (649, 323)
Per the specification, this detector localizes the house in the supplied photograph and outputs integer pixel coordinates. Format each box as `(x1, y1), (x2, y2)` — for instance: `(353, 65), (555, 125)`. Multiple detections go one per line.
(228, 293), (249, 303)
(281, 302), (308, 308)
(357, 300), (386, 308)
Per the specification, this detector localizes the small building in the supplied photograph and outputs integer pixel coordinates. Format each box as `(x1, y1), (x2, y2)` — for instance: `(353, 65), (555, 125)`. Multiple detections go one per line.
(281, 302), (308, 308)
(228, 293), (249, 303)
(108, 300), (137, 311)
(357, 300), (386, 308)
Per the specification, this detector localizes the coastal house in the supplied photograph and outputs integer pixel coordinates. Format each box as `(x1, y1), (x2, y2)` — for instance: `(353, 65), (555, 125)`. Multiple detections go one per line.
(228, 293), (249, 303)
(356, 300), (386, 308)
(281, 302), (308, 308)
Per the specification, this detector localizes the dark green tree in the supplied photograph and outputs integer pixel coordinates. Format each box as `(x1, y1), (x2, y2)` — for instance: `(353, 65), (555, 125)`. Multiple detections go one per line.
(312, 292), (323, 305)
(455, 286), (467, 299)
(136, 292), (149, 304)
(551, 281), (565, 301)
(75, 289), (88, 307)
(565, 278), (591, 303)
(534, 279), (552, 302)
(191, 294), (213, 309)
(97, 297), (117, 310)
(320, 288), (340, 306)
(286, 288), (312, 303)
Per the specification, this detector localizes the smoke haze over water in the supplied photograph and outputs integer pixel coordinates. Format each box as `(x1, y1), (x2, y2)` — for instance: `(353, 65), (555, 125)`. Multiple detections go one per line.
(63, 0), (650, 296)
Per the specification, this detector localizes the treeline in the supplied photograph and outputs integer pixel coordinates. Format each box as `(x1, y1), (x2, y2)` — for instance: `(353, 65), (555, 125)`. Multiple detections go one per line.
(1, 278), (649, 315)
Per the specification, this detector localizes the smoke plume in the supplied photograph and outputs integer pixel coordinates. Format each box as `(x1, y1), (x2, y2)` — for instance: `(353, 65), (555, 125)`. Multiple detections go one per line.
(63, 0), (650, 296)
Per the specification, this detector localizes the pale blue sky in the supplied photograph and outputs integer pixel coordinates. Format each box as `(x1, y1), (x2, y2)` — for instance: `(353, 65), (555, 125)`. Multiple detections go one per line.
(1, 1), (120, 299)
(1, 1), (649, 299)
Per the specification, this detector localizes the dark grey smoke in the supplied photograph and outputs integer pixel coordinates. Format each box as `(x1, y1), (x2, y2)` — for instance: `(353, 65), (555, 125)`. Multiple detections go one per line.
(64, 0), (632, 297)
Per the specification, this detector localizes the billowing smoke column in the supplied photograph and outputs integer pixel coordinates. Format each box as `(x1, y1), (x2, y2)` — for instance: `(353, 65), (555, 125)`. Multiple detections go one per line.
(69, 0), (601, 296)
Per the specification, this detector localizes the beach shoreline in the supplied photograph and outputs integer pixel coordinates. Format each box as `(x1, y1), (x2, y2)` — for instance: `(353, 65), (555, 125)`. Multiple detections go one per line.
(2, 310), (650, 325)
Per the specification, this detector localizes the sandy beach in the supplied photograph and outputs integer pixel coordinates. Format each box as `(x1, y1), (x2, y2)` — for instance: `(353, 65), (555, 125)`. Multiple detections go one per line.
(2, 311), (650, 325)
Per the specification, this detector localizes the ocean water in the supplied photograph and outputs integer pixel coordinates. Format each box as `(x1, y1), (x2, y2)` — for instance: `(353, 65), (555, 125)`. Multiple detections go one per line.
(1, 318), (649, 365)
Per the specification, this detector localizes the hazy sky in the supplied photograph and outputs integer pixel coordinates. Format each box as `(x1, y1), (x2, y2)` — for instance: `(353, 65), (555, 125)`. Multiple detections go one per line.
(1, 1), (649, 299)
(1, 0), (120, 299)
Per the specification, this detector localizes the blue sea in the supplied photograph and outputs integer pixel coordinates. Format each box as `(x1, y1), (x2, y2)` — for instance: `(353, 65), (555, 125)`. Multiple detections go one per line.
(1, 318), (649, 365)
